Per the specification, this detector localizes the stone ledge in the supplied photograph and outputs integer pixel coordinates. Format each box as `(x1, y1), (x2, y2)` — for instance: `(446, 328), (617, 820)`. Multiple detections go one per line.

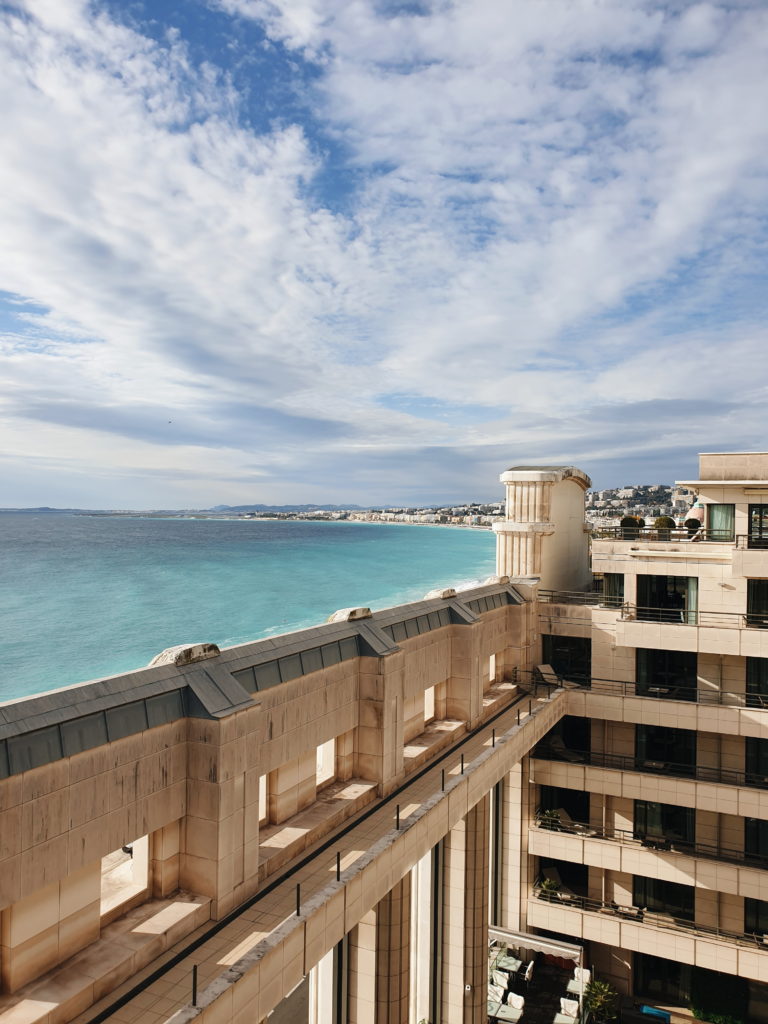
(258, 778), (377, 884)
(0, 892), (210, 1024)
(403, 719), (466, 775)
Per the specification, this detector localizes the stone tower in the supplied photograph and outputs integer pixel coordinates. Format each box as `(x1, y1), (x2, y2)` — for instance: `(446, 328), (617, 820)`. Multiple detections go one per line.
(493, 465), (592, 590)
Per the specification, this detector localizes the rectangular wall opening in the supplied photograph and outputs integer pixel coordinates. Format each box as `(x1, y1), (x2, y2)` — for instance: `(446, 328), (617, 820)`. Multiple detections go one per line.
(316, 737), (336, 790)
(424, 685), (435, 725)
(100, 834), (149, 923)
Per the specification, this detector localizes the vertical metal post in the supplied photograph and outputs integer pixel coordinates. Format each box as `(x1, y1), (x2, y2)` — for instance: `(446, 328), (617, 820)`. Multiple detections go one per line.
(296, 883), (301, 916)
(460, 754), (464, 775)
(517, 708), (520, 725)
(336, 851), (341, 881)
(441, 768), (445, 791)
(192, 965), (198, 1006)
(492, 728), (496, 747)
(396, 804), (400, 829)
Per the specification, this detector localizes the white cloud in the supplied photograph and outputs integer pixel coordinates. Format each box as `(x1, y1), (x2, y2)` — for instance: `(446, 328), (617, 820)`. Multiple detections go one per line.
(1, 0), (767, 505)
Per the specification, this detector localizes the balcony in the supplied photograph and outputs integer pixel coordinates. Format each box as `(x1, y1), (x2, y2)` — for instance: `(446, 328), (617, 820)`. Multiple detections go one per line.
(586, 676), (768, 708)
(622, 606), (768, 629)
(531, 812), (768, 872)
(527, 890), (768, 983)
(533, 745), (768, 790)
(539, 589), (614, 606)
(593, 527), (735, 544)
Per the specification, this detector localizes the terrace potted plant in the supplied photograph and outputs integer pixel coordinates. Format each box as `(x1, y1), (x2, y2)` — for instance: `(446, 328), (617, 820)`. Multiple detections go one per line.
(654, 515), (676, 541)
(620, 515), (645, 540)
(538, 876), (561, 901)
(584, 978), (618, 1022)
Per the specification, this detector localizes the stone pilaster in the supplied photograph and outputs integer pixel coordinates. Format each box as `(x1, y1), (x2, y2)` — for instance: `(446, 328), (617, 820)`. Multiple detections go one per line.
(441, 796), (490, 1024)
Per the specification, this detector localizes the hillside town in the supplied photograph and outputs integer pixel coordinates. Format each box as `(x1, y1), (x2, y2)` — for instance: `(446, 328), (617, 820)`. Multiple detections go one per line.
(237, 483), (697, 529)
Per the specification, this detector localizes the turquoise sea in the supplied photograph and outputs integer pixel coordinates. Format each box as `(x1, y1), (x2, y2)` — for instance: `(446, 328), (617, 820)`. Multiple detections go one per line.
(0, 515), (495, 702)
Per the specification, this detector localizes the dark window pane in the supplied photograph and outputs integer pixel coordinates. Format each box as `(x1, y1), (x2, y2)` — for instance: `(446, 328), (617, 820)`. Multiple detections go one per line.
(541, 635), (591, 683)
(146, 691), (183, 728)
(254, 661), (281, 690)
(636, 648), (697, 701)
(636, 725), (696, 772)
(748, 505), (768, 549)
(300, 648), (323, 675)
(106, 701), (149, 739)
(278, 654), (303, 682)
(320, 643), (341, 668)
(7, 726), (63, 773)
(747, 580), (768, 628)
(60, 713), (108, 756)
(746, 738), (768, 782)
(391, 622), (408, 643)
(745, 898), (768, 935)
(633, 875), (694, 921)
(339, 636), (359, 660)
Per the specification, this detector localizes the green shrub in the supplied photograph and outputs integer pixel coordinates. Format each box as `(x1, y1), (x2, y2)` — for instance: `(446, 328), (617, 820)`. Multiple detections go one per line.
(654, 516), (676, 530)
(585, 978), (618, 1022)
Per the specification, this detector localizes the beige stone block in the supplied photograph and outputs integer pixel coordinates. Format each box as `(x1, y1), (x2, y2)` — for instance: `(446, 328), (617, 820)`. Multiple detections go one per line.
(59, 862), (101, 919)
(22, 763), (69, 803)
(180, 853), (218, 898)
(19, 837), (69, 900)
(0, 806), (22, 861)
(58, 900), (100, 957)
(0, 854), (22, 910)
(67, 775), (109, 831)
(0, 776), (23, 813)
(2, 923), (59, 992)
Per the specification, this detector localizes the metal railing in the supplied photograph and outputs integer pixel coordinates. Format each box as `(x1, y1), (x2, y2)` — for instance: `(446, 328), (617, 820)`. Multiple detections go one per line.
(532, 813), (768, 871)
(532, 888), (768, 952)
(538, 589), (615, 606)
(587, 676), (768, 708)
(533, 745), (768, 790)
(592, 527), (735, 543)
(620, 604), (768, 629)
(736, 534), (768, 550)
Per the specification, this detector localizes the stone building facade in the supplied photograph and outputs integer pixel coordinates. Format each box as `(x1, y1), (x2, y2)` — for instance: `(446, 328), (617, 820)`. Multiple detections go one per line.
(0, 455), (766, 1024)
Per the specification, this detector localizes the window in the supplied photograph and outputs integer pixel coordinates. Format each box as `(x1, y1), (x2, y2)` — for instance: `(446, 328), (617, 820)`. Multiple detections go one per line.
(637, 575), (698, 624)
(747, 579), (768, 628)
(747, 658), (768, 708)
(634, 801), (694, 846)
(745, 818), (768, 861)
(602, 573), (624, 608)
(746, 738), (768, 784)
(541, 635), (591, 684)
(745, 898), (768, 936)
(748, 504), (768, 550)
(636, 725), (696, 774)
(707, 504), (735, 541)
(636, 649), (697, 701)
(634, 953), (691, 1005)
(633, 875), (694, 921)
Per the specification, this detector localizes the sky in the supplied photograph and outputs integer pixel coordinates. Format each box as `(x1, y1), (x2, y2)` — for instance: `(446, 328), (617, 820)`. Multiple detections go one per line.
(1, 0), (767, 508)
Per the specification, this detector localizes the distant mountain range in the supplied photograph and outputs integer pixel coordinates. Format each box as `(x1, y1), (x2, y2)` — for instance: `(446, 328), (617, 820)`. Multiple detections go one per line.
(0, 503), (368, 514)
(209, 503), (365, 513)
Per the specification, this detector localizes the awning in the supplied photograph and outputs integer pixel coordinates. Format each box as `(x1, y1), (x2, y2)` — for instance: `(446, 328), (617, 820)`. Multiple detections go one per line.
(488, 926), (583, 965)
